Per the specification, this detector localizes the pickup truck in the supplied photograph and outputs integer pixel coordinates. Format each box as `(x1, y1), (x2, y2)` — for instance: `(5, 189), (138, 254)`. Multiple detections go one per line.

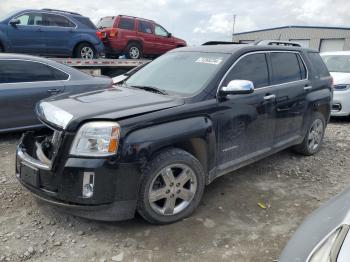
(16, 44), (333, 224)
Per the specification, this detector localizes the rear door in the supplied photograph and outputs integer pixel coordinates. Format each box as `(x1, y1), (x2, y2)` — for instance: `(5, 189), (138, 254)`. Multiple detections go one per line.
(136, 20), (156, 54)
(217, 52), (277, 169)
(154, 24), (175, 53)
(269, 52), (309, 147)
(7, 12), (45, 54)
(0, 60), (65, 131)
(41, 13), (76, 56)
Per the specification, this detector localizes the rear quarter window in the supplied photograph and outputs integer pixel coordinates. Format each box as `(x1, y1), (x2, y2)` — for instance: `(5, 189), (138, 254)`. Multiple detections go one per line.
(74, 17), (97, 30)
(308, 52), (330, 77)
(118, 18), (135, 30)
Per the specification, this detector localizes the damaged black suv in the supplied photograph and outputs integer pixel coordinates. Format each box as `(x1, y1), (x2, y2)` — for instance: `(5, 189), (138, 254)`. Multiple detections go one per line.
(16, 45), (333, 224)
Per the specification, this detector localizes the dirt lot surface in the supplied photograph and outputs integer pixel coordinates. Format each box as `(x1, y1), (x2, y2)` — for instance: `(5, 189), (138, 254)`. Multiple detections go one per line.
(0, 119), (349, 262)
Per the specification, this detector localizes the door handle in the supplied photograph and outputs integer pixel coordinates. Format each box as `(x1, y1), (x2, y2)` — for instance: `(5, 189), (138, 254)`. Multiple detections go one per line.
(264, 94), (276, 101)
(48, 88), (61, 94)
(304, 85), (312, 91)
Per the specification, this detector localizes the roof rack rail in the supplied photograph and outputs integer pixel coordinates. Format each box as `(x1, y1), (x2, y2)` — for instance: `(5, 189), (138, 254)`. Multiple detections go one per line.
(119, 14), (154, 22)
(42, 9), (82, 16)
(202, 41), (241, 46)
(254, 40), (301, 47)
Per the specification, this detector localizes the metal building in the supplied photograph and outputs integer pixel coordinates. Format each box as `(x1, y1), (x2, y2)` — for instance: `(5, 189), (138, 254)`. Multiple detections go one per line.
(233, 26), (350, 52)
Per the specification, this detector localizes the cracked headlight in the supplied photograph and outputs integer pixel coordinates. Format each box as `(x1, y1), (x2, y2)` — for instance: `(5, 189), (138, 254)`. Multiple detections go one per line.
(308, 225), (349, 262)
(39, 102), (73, 129)
(70, 121), (120, 157)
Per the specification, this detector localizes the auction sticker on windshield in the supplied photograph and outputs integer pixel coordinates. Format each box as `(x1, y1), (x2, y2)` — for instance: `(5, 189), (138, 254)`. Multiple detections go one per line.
(196, 57), (223, 65)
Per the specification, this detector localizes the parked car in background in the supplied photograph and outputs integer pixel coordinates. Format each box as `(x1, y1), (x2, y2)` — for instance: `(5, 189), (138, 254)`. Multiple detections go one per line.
(280, 186), (350, 262)
(322, 51), (350, 117)
(0, 9), (105, 59)
(0, 54), (113, 133)
(97, 15), (187, 59)
(15, 45), (332, 224)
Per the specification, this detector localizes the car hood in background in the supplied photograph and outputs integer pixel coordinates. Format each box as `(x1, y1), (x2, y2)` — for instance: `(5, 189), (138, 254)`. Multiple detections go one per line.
(280, 186), (350, 261)
(330, 72), (350, 85)
(38, 87), (184, 131)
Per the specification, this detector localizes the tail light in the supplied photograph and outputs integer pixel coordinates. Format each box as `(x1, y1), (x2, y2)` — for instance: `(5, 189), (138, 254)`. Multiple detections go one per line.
(95, 31), (106, 40)
(109, 29), (118, 38)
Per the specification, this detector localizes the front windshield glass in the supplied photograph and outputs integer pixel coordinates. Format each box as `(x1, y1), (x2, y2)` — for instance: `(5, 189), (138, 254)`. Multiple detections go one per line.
(125, 51), (230, 96)
(0, 10), (18, 21)
(322, 55), (350, 73)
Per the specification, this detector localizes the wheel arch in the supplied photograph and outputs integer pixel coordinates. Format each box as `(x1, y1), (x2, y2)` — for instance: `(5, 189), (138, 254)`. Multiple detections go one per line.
(127, 40), (143, 50)
(72, 41), (95, 57)
(122, 117), (216, 178)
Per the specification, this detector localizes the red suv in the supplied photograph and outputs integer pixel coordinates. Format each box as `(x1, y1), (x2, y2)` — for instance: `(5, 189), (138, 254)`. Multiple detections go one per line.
(97, 15), (187, 59)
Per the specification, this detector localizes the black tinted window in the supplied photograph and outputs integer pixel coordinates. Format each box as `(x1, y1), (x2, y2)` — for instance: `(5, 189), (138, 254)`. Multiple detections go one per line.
(308, 52), (330, 77)
(44, 14), (75, 27)
(74, 17), (97, 29)
(138, 21), (153, 34)
(224, 53), (269, 88)
(118, 18), (134, 30)
(297, 55), (307, 79)
(0, 60), (56, 83)
(52, 68), (69, 80)
(270, 53), (302, 85)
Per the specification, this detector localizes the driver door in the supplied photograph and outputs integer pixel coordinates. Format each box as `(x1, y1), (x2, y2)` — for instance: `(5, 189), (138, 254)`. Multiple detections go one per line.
(154, 24), (175, 54)
(216, 53), (277, 169)
(7, 12), (45, 54)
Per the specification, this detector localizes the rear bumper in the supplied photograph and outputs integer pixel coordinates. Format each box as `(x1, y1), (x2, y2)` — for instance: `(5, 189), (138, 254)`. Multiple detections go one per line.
(102, 39), (127, 55)
(16, 132), (142, 221)
(331, 90), (350, 117)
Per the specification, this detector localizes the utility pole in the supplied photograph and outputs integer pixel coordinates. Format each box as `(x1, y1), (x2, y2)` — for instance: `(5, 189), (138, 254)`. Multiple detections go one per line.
(232, 14), (237, 42)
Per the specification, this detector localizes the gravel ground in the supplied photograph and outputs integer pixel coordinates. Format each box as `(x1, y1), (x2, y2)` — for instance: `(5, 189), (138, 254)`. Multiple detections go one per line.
(0, 119), (349, 262)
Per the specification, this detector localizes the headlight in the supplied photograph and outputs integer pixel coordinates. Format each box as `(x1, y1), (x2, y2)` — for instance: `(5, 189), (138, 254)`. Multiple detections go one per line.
(308, 225), (349, 262)
(39, 102), (73, 129)
(70, 122), (120, 157)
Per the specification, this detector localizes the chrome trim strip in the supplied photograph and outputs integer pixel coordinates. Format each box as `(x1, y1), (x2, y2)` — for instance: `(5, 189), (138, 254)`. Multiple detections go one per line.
(217, 50), (310, 97)
(17, 147), (51, 171)
(0, 58), (71, 84)
(8, 11), (78, 29)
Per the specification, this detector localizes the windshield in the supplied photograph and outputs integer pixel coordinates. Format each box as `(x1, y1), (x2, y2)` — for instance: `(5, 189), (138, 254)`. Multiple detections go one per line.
(96, 17), (115, 29)
(125, 51), (230, 96)
(322, 55), (350, 73)
(0, 10), (18, 21)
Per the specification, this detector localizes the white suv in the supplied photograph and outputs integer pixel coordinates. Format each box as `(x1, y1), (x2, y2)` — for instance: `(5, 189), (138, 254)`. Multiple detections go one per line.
(322, 51), (350, 117)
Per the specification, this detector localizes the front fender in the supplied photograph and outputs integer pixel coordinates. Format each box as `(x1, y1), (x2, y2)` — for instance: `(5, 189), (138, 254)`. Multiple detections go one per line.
(121, 117), (216, 170)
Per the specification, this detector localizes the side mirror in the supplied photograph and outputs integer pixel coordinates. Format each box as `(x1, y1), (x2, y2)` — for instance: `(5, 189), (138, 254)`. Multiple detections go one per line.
(9, 19), (21, 26)
(167, 32), (172, 38)
(220, 80), (254, 96)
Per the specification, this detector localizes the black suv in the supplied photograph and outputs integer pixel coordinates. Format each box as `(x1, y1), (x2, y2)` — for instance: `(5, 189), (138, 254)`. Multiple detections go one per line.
(16, 45), (333, 224)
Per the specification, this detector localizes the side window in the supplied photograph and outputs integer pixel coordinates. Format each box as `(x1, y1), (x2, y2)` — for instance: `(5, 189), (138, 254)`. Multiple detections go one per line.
(52, 68), (69, 80)
(14, 14), (30, 25)
(44, 14), (75, 27)
(118, 18), (135, 30)
(223, 53), (269, 88)
(308, 52), (330, 77)
(138, 21), (153, 34)
(270, 52), (302, 85)
(29, 13), (43, 26)
(155, 24), (168, 37)
(297, 55), (307, 79)
(0, 60), (56, 83)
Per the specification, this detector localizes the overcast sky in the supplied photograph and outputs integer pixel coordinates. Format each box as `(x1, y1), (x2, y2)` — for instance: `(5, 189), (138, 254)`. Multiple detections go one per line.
(1, 0), (350, 45)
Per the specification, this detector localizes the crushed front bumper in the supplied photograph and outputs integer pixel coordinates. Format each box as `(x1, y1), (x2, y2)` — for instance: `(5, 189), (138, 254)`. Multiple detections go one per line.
(16, 131), (141, 221)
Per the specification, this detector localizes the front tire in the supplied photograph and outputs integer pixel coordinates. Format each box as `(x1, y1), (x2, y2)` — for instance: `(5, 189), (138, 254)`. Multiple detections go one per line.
(137, 148), (205, 224)
(293, 112), (326, 156)
(75, 43), (96, 59)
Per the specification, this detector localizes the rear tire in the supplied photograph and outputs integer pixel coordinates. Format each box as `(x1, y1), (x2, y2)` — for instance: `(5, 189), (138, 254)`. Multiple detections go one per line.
(126, 43), (142, 59)
(74, 43), (96, 59)
(137, 148), (205, 224)
(293, 112), (326, 156)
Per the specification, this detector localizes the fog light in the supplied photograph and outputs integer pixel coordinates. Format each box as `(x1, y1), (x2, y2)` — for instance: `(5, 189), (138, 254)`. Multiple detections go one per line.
(82, 172), (95, 198)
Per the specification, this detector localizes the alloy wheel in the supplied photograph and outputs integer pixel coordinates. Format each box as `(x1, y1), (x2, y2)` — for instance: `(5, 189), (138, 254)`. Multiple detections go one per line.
(148, 164), (197, 216)
(80, 46), (94, 59)
(307, 119), (324, 151)
(129, 47), (140, 59)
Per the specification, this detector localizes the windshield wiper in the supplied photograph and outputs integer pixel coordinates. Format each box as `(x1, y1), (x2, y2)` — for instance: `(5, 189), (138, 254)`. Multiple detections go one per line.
(131, 85), (168, 95)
